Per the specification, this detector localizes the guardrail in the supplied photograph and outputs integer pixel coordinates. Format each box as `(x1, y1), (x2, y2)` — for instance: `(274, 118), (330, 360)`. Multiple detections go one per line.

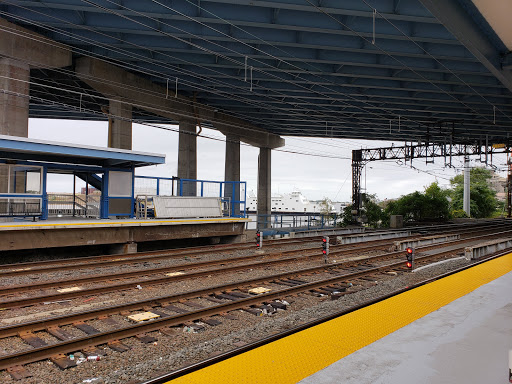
(464, 238), (512, 260)
(392, 234), (460, 251)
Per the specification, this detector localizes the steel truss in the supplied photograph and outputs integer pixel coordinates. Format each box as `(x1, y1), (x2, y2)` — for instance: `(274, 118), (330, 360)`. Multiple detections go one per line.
(351, 143), (511, 221)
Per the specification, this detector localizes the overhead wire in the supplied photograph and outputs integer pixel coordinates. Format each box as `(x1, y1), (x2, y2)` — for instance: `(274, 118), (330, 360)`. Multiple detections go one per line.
(80, 0), (432, 133)
(2, 2), (510, 140)
(0, 7), (402, 136)
(303, 0), (502, 130)
(359, 0), (512, 123)
(2, 2), (510, 144)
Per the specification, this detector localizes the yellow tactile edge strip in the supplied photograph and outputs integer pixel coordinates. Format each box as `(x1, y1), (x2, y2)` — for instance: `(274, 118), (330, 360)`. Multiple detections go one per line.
(169, 252), (512, 384)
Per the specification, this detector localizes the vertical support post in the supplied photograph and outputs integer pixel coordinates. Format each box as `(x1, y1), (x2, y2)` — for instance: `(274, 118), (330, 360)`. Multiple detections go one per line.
(41, 166), (48, 220)
(507, 153), (512, 218)
(257, 147), (271, 229)
(177, 119), (197, 196)
(463, 156), (470, 217)
(72, 173), (76, 217)
(224, 134), (241, 217)
(351, 150), (363, 224)
(100, 171), (109, 219)
(108, 99), (132, 150)
(0, 58), (30, 137)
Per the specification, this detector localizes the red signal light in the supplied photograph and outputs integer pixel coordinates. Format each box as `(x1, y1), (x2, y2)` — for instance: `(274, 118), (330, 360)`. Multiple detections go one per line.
(406, 247), (413, 254)
(406, 261), (412, 268)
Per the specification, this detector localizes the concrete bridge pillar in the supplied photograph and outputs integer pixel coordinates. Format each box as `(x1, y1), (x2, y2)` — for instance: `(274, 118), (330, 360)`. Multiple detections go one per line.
(178, 119), (197, 196)
(0, 58), (30, 137)
(108, 99), (132, 150)
(224, 134), (240, 216)
(257, 147), (271, 228)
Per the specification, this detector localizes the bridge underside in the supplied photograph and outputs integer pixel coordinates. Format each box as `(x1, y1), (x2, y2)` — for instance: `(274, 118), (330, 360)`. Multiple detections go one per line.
(0, 0), (511, 145)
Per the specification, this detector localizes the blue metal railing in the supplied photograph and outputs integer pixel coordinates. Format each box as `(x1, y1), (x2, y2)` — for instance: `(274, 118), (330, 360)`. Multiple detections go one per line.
(134, 176), (247, 218)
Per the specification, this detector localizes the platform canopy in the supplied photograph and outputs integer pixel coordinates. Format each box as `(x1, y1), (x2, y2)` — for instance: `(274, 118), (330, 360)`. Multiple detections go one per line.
(2, 0), (512, 144)
(0, 134), (165, 168)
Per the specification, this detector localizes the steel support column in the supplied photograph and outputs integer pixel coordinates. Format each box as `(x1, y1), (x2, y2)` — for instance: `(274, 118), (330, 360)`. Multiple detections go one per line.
(351, 149), (363, 223)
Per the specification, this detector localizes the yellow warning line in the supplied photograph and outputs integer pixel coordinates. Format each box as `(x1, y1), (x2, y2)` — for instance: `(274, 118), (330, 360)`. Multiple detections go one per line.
(169, 252), (512, 384)
(0, 217), (248, 229)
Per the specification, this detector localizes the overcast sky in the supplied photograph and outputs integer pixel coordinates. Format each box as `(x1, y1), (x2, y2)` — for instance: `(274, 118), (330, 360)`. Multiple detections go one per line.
(28, 118), (509, 202)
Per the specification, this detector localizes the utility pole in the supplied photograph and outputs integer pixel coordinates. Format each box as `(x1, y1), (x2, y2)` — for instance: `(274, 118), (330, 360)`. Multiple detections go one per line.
(463, 156), (470, 217)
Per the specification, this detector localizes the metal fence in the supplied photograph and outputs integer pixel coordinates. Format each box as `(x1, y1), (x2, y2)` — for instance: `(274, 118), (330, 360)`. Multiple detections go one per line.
(248, 213), (338, 231)
(134, 176), (246, 218)
(47, 193), (100, 218)
(0, 197), (41, 217)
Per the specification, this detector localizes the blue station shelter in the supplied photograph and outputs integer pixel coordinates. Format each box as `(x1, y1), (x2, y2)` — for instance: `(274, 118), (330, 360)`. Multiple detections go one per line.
(0, 135), (165, 220)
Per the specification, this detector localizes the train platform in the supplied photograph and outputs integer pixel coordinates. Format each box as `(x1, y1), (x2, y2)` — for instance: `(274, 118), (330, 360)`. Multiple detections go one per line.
(0, 217), (249, 252)
(166, 252), (512, 384)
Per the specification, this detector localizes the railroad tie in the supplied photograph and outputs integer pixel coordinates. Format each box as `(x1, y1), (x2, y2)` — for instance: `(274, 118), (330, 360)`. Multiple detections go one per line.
(6, 365), (32, 380)
(50, 354), (76, 370)
(46, 326), (73, 341)
(73, 321), (101, 335)
(18, 331), (47, 348)
(136, 333), (157, 344)
(107, 340), (131, 353)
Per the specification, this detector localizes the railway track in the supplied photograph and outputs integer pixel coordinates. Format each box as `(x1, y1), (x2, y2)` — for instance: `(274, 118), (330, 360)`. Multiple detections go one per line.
(0, 226), (510, 307)
(0, 220), (510, 380)
(0, 230), (509, 373)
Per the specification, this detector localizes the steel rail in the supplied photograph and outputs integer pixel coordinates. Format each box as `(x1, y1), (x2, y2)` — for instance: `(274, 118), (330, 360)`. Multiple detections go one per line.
(0, 228), (509, 308)
(1, 222), (505, 281)
(0, 222), (505, 278)
(0, 246), (480, 371)
(0, 236), (321, 273)
(140, 249), (512, 384)
(0, 245), (470, 339)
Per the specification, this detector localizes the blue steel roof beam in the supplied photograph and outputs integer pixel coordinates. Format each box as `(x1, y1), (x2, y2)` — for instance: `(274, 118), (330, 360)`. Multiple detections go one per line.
(4, 5), (457, 51)
(199, 75), (510, 100)
(1, 13), (344, 130)
(418, 0), (512, 93)
(205, 97), (512, 119)
(2, 0), (496, 115)
(40, 21), (480, 64)
(216, 105), (511, 126)
(8, 0), (441, 25)
(81, 46), (497, 87)
(141, 61), (505, 90)
(9, 8), (420, 130)
(5, 1), (512, 140)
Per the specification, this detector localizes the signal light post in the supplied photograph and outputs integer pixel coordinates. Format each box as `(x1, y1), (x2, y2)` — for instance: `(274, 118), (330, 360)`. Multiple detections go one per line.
(406, 247), (415, 270)
(256, 230), (262, 249)
(322, 236), (329, 263)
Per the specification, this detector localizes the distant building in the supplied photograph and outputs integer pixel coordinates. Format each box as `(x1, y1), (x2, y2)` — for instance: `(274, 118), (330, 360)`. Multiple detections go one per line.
(247, 189), (349, 214)
(80, 187), (100, 195)
(489, 172), (507, 201)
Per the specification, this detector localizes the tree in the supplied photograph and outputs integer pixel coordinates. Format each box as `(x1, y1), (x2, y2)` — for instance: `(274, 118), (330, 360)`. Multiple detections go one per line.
(339, 193), (388, 228)
(450, 167), (498, 218)
(385, 182), (450, 222)
(361, 193), (388, 228)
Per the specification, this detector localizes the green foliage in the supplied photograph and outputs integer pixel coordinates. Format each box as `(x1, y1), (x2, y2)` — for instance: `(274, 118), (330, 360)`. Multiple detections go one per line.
(318, 197), (332, 216)
(339, 205), (353, 227)
(385, 182), (450, 222)
(451, 209), (468, 218)
(449, 167), (498, 218)
(361, 193), (388, 228)
(339, 194), (387, 228)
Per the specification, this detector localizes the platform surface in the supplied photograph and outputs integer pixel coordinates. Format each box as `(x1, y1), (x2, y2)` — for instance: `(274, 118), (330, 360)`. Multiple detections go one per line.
(167, 252), (512, 384)
(0, 216), (249, 231)
(300, 261), (512, 384)
(0, 217), (249, 251)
